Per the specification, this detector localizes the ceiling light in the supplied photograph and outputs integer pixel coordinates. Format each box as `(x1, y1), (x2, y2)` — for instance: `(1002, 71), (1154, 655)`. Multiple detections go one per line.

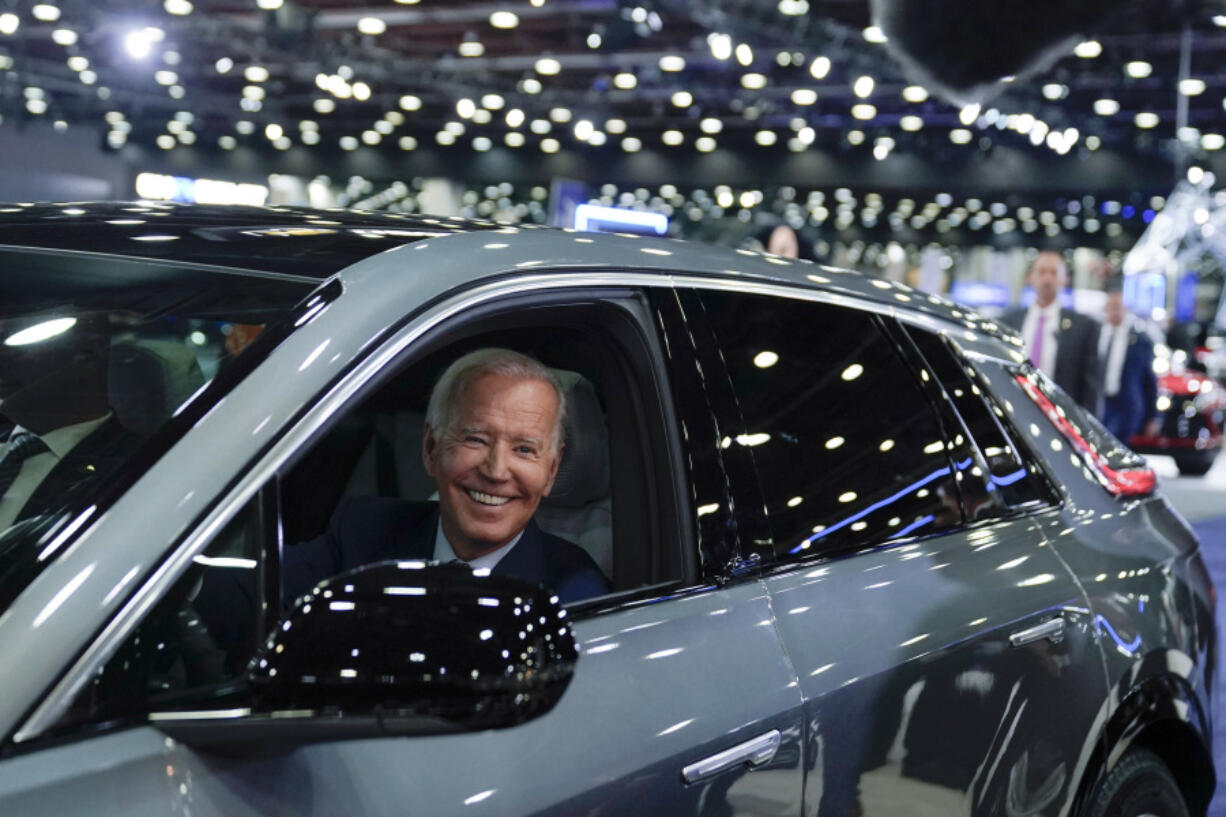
(505, 108), (525, 127)
(901, 85), (928, 103)
(958, 104), (980, 125)
(399, 94), (421, 111)
(696, 136), (717, 152)
(340, 135), (360, 150)
(1215, 14), (1226, 25)
(384, 110), (404, 125)
(519, 77), (542, 93)
(67, 56), (88, 71)
(505, 132), (525, 147)
(791, 89), (817, 105)
(435, 131), (456, 146)
(1125, 60), (1152, 78)
(588, 131), (607, 146)
(809, 56), (831, 79)
(662, 130), (684, 146)
(265, 123), (283, 140)
(700, 117), (723, 134)
(458, 41), (484, 57)
(51, 28), (76, 45)
(672, 90), (693, 107)
(314, 98), (336, 113)
(708, 33), (732, 60)
(242, 85), (265, 100)
(851, 103), (876, 120)
(530, 119), (550, 134)
(853, 75), (874, 98)
(0, 13), (18, 34)
(574, 119), (594, 140)
(900, 115), (923, 131)
(473, 136), (492, 151)
(587, 32), (602, 48)
(605, 118), (626, 134)
(482, 93), (505, 110)
(25, 98), (47, 115)
(79, 70), (96, 85)
(399, 135), (418, 150)
(1041, 83), (1067, 100)
(456, 98), (476, 118)
(779, 0), (809, 15)
(755, 130), (777, 146)
(541, 138), (560, 153)
(235, 120), (255, 134)
(244, 65), (270, 83)
(1094, 98), (1120, 115)
(1180, 78), (1206, 95)
(215, 57), (233, 74)
(1134, 111), (1159, 128)
(352, 82), (371, 101)
(659, 55), (686, 72)
(490, 10), (519, 28)
(1203, 133), (1225, 150)
(613, 72), (637, 89)
(735, 43), (753, 66)
(155, 70), (178, 85)
(373, 120), (393, 134)
(1074, 40), (1102, 58)
(444, 120), (465, 136)
(741, 72), (767, 89)
(257, 0), (283, 8)
(32, 4), (61, 22)
(535, 57), (561, 75)
(549, 106), (572, 123)
(862, 25), (887, 43)
(165, 0), (193, 13)
(124, 30), (153, 59)
(622, 137), (642, 152)
(357, 17), (386, 35)
(950, 128), (973, 144)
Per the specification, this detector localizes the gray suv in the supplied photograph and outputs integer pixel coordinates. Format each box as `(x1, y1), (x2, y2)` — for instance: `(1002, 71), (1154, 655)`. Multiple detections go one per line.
(0, 203), (1214, 817)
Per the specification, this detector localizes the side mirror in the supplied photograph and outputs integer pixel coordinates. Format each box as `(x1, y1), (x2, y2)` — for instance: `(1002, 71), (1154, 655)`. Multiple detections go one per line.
(255, 561), (578, 727)
(155, 561), (577, 750)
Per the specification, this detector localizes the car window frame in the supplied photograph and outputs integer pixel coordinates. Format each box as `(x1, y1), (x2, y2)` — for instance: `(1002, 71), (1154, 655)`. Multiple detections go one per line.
(9, 271), (707, 750)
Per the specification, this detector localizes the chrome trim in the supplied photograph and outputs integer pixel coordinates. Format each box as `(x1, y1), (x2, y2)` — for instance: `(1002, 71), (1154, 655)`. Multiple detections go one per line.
(14, 270), (671, 743)
(682, 729), (782, 784)
(1008, 617), (1066, 648)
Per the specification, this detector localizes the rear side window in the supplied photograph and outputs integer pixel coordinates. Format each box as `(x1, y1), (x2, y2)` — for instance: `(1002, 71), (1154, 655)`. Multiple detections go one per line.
(687, 289), (961, 560)
(905, 328), (1059, 512)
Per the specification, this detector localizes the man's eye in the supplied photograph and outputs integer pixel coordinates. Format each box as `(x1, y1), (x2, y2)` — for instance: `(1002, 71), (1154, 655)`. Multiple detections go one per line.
(516, 446), (537, 455)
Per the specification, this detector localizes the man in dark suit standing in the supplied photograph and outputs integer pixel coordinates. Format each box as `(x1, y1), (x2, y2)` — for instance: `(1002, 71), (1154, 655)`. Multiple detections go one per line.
(1001, 251), (1102, 411)
(283, 348), (611, 605)
(1097, 285), (1161, 442)
(0, 312), (142, 531)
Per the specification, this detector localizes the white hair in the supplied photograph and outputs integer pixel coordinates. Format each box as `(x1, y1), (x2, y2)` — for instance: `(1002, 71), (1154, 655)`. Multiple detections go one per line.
(425, 347), (567, 455)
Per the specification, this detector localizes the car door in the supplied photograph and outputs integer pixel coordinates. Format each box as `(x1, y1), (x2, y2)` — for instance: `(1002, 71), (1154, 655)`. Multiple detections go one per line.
(0, 276), (805, 817)
(673, 283), (1108, 817)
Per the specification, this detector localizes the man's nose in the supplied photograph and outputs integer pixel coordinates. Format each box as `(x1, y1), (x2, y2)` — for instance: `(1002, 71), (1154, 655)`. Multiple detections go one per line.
(480, 442), (511, 480)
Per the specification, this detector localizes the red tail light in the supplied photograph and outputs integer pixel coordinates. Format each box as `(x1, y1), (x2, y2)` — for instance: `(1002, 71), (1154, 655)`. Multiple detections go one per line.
(1015, 375), (1156, 498)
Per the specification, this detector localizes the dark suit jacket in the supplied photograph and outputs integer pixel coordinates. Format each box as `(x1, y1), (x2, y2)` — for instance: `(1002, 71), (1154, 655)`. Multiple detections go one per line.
(282, 497), (611, 605)
(1100, 328), (1160, 441)
(1001, 306), (1102, 412)
(12, 416), (144, 522)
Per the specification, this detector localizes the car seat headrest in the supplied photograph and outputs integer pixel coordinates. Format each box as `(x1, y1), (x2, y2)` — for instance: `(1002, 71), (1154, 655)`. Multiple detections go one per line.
(544, 369), (610, 508)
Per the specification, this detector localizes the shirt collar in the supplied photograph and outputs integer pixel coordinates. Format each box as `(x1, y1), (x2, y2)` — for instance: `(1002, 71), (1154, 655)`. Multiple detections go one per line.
(9, 413), (111, 459)
(433, 520), (523, 571)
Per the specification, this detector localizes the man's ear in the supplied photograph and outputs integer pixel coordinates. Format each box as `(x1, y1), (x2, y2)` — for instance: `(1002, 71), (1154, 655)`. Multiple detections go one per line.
(542, 442), (563, 497)
(421, 424), (437, 478)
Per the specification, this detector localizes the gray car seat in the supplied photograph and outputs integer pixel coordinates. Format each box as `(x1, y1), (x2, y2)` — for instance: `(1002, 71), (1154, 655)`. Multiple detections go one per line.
(108, 338), (207, 436)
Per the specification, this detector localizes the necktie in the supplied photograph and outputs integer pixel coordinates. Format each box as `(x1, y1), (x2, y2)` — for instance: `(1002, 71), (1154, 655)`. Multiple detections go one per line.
(1030, 312), (1046, 368)
(0, 432), (50, 498)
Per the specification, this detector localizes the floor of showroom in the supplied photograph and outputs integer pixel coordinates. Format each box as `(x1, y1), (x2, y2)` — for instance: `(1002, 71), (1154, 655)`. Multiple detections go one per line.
(1153, 454), (1226, 816)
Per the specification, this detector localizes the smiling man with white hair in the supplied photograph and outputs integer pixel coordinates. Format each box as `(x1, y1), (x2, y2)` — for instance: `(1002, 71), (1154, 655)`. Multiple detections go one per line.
(283, 347), (611, 605)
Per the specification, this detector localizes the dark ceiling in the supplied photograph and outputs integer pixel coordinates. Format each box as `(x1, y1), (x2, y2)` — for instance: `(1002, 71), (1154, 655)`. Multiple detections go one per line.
(2, 0), (1226, 193)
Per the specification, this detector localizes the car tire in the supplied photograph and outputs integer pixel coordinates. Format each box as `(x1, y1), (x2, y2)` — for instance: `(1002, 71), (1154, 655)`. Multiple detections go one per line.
(1083, 747), (1189, 817)
(1174, 453), (1215, 477)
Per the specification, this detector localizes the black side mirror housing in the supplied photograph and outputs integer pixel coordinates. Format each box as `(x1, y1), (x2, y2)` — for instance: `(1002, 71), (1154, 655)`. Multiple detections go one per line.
(254, 560), (578, 727)
(155, 561), (577, 750)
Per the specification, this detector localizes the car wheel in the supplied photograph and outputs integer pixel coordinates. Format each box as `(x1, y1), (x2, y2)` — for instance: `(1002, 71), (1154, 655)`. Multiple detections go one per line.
(1174, 452), (1215, 477)
(1084, 748), (1189, 817)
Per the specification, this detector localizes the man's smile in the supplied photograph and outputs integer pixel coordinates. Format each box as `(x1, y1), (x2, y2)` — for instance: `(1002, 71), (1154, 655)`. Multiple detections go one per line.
(465, 487), (512, 507)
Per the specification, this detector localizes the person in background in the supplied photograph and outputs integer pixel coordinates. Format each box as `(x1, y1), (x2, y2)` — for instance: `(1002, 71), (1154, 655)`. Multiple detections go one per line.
(1001, 251), (1102, 411)
(1098, 281), (1161, 442)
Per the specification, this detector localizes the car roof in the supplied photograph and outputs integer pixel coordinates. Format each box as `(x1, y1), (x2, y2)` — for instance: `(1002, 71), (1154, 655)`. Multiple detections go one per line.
(0, 201), (1019, 350)
(0, 201), (502, 279)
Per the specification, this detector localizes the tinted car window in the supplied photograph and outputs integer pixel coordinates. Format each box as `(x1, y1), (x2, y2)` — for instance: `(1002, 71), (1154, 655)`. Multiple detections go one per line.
(689, 290), (960, 560)
(905, 328), (1059, 511)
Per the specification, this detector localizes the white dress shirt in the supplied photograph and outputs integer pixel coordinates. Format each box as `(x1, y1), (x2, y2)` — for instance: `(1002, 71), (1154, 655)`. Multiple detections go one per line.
(1098, 321), (1131, 398)
(0, 413), (110, 530)
(1020, 302), (1061, 378)
(433, 521), (522, 572)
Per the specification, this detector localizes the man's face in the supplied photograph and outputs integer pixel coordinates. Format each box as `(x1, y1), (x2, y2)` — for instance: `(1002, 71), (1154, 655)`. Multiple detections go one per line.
(1028, 253), (1065, 307)
(1104, 292), (1125, 326)
(767, 225), (799, 259)
(423, 373), (561, 559)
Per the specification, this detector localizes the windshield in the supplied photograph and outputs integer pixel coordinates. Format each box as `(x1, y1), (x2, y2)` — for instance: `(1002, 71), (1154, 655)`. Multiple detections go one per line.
(0, 248), (315, 610)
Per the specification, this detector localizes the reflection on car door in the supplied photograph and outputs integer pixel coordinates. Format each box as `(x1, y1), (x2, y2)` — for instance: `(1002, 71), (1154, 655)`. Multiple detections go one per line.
(680, 284), (1108, 817)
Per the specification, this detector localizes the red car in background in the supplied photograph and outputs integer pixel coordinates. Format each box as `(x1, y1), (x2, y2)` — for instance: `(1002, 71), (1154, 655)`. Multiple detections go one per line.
(1129, 360), (1225, 476)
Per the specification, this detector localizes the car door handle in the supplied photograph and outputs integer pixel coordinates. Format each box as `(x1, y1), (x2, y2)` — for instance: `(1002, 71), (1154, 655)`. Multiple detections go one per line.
(1009, 616), (1065, 647)
(682, 729), (782, 784)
